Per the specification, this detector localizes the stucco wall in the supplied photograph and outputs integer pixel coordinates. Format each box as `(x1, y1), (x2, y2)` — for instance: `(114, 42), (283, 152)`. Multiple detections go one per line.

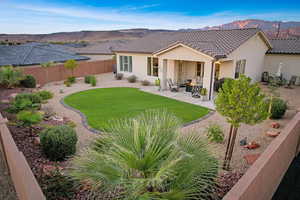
(227, 34), (269, 81)
(82, 54), (114, 61)
(219, 60), (234, 78)
(264, 54), (300, 80)
(116, 53), (158, 83)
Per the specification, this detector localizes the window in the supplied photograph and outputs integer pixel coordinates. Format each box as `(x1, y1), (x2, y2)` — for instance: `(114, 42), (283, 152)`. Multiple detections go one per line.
(147, 57), (159, 77)
(119, 55), (132, 72)
(235, 59), (246, 78)
(196, 62), (204, 77)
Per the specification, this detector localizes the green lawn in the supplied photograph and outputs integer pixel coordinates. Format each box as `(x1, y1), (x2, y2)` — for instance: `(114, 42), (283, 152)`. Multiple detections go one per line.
(64, 87), (210, 130)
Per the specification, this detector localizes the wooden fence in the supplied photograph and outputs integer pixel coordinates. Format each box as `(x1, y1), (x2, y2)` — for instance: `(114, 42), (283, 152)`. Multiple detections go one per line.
(0, 113), (45, 200)
(21, 59), (115, 85)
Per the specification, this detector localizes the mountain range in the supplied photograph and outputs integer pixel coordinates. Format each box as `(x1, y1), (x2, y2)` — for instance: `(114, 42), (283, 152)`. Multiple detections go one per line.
(1, 19), (300, 43)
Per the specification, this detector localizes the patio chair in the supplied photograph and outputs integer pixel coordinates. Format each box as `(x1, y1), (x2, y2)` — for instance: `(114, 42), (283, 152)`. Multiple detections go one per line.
(167, 79), (179, 92)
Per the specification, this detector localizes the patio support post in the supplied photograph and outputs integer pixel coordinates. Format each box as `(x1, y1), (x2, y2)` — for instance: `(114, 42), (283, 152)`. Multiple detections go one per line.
(203, 60), (215, 101)
(158, 59), (167, 90)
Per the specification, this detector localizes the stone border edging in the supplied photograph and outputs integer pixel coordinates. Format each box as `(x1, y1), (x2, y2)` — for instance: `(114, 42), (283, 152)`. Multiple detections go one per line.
(60, 89), (215, 134)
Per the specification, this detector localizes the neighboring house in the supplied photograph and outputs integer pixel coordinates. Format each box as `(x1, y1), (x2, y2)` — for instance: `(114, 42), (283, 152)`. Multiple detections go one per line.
(65, 40), (129, 61)
(0, 42), (89, 67)
(113, 28), (272, 100)
(264, 39), (300, 80)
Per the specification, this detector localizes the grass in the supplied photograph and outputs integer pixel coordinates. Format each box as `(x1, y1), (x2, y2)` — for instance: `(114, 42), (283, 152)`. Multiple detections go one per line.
(64, 87), (210, 130)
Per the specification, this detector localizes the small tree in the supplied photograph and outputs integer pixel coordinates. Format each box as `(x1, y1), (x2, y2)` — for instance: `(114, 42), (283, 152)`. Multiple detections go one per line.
(215, 75), (269, 170)
(64, 60), (78, 77)
(41, 61), (54, 84)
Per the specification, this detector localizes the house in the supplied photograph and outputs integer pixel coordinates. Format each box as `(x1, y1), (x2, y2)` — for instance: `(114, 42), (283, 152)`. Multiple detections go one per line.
(113, 28), (272, 100)
(264, 39), (300, 80)
(0, 42), (89, 67)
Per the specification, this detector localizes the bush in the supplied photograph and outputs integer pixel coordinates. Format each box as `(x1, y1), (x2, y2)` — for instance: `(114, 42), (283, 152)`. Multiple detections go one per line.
(141, 79), (150, 86)
(64, 80), (71, 87)
(206, 123), (224, 143)
(270, 98), (288, 119)
(0, 66), (24, 88)
(17, 110), (42, 127)
(214, 78), (233, 92)
(84, 75), (92, 84)
(127, 75), (137, 83)
(41, 168), (76, 200)
(90, 76), (97, 87)
(115, 73), (123, 80)
(67, 76), (76, 83)
(20, 75), (36, 88)
(8, 98), (39, 113)
(40, 125), (78, 161)
(37, 90), (53, 100)
(15, 92), (42, 104)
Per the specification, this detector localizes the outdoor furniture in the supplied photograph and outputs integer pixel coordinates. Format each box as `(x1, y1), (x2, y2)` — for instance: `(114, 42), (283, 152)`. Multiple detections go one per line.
(167, 79), (179, 92)
(191, 85), (202, 98)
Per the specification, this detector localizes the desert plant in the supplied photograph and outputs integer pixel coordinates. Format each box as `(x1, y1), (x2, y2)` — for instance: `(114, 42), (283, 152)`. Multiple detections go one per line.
(90, 76), (97, 86)
(141, 79), (150, 86)
(64, 59), (78, 77)
(41, 168), (76, 200)
(269, 98), (287, 119)
(36, 90), (54, 101)
(15, 92), (42, 104)
(64, 80), (71, 87)
(84, 75), (92, 84)
(215, 75), (269, 170)
(206, 123), (224, 143)
(155, 78), (160, 86)
(20, 75), (36, 88)
(115, 73), (123, 80)
(200, 88), (207, 96)
(67, 76), (76, 84)
(8, 98), (39, 113)
(0, 65), (23, 88)
(127, 75), (137, 83)
(17, 110), (42, 127)
(40, 125), (78, 161)
(70, 110), (218, 199)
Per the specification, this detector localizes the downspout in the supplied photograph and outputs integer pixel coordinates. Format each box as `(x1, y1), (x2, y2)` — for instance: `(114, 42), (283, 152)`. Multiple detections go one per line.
(209, 60), (215, 101)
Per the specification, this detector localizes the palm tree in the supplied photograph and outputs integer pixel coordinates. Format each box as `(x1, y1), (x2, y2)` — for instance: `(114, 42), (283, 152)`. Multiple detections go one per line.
(0, 65), (23, 88)
(70, 110), (218, 200)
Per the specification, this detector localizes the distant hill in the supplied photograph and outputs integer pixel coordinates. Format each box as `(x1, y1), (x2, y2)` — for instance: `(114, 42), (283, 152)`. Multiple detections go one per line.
(201, 19), (300, 39)
(1, 19), (300, 43)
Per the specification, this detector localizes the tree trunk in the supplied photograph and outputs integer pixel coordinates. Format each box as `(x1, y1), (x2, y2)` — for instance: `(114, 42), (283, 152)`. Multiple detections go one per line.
(225, 127), (239, 170)
(223, 125), (233, 169)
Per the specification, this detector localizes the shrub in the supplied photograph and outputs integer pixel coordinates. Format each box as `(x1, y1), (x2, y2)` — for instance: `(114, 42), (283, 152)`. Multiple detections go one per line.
(20, 75), (36, 88)
(40, 125), (78, 161)
(206, 123), (224, 143)
(37, 90), (53, 100)
(115, 73), (123, 80)
(127, 75), (137, 83)
(0, 65), (23, 88)
(41, 168), (76, 200)
(15, 92), (42, 104)
(64, 80), (71, 87)
(16, 110), (42, 127)
(269, 98), (288, 119)
(155, 78), (160, 86)
(84, 75), (92, 84)
(214, 78), (233, 92)
(8, 98), (39, 113)
(67, 76), (76, 83)
(90, 76), (97, 86)
(141, 79), (150, 86)
(200, 88), (207, 96)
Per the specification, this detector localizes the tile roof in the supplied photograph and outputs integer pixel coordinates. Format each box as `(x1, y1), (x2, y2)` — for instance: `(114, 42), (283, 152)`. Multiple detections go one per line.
(0, 42), (89, 66)
(268, 39), (300, 54)
(113, 28), (263, 58)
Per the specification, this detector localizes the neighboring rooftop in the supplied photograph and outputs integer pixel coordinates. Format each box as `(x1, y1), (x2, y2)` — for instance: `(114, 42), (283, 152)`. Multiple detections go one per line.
(113, 28), (268, 58)
(0, 42), (89, 66)
(268, 39), (300, 54)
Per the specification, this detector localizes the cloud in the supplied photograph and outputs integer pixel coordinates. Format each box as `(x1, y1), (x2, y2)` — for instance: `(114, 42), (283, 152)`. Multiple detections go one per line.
(2, 3), (300, 34)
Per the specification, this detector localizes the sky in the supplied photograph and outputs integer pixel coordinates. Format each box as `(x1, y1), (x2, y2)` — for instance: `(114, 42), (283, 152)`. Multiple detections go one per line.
(1, 0), (300, 34)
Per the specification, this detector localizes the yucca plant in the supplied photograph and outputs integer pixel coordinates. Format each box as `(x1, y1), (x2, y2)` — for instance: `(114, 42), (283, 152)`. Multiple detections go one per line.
(0, 65), (23, 88)
(70, 110), (218, 200)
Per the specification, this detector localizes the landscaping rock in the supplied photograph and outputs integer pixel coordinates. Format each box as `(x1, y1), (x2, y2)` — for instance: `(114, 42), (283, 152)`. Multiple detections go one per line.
(33, 137), (40, 145)
(42, 165), (63, 176)
(51, 115), (64, 122)
(243, 154), (261, 165)
(9, 93), (18, 98)
(266, 130), (281, 137)
(271, 122), (280, 129)
(244, 141), (260, 149)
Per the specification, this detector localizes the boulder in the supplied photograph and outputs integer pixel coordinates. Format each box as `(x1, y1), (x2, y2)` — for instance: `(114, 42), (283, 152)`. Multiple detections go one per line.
(266, 130), (280, 137)
(271, 122), (280, 129)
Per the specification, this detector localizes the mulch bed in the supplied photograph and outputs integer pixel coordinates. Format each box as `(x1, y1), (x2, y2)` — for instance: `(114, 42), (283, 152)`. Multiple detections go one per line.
(0, 88), (244, 200)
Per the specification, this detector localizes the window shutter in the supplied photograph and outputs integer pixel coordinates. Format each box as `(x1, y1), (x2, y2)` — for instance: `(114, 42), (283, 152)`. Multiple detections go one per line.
(129, 56), (132, 72)
(120, 56), (123, 71)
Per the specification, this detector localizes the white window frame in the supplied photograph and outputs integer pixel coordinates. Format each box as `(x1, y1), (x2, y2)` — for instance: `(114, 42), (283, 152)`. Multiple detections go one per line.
(235, 59), (246, 79)
(147, 57), (159, 77)
(119, 55), (132, 72)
